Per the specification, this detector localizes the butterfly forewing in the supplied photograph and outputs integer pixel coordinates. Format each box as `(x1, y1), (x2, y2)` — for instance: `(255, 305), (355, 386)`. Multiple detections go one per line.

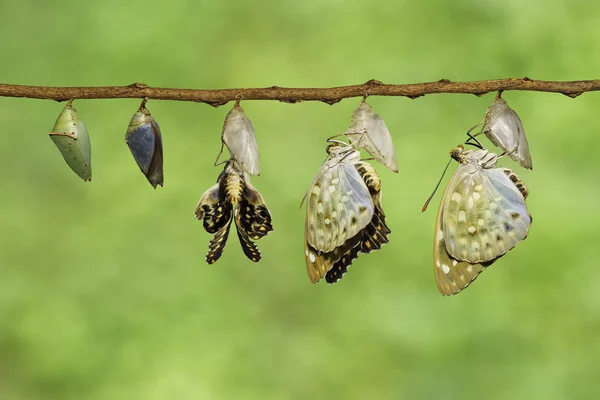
(305, 151), (374, 253)
(443, 161), (531, 263)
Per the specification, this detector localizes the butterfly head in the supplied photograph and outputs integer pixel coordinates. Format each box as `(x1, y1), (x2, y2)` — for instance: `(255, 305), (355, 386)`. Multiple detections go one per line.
(449, 145), (466, 163)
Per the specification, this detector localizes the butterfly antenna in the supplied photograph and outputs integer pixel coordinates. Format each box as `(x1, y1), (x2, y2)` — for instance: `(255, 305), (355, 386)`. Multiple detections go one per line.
(422, 157), (453, 212)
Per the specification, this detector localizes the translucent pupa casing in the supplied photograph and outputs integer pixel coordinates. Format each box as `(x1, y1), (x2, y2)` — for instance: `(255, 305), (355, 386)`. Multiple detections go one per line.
(483, 97), (532, 170)
(125, 103), (164, 188)
(49, 103), (92, 181)
(345, 101), (398, 173)
(221, 104), (260, 176)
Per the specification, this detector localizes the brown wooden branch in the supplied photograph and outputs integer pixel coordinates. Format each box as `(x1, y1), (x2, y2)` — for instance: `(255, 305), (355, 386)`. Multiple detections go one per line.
(0, 78), (597, 107)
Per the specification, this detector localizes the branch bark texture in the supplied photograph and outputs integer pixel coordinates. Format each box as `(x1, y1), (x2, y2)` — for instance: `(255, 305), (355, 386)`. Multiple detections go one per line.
(0, 78), (596, 106)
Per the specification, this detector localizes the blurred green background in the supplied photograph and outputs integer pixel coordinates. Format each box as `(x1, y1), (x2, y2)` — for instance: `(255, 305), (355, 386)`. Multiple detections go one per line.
(1, 1), (599, 399)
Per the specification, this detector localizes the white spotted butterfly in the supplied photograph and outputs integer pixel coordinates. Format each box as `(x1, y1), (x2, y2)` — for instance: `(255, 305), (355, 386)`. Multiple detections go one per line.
(304, 141), (390, 284)
(433, 145), (532, 295)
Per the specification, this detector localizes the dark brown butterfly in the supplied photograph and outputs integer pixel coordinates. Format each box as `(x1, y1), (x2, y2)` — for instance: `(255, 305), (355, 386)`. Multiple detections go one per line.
(195, 162), (272, 264)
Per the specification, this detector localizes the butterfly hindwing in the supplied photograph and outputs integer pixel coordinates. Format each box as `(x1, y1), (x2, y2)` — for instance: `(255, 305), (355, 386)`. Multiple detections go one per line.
(206, 207), (233, 264)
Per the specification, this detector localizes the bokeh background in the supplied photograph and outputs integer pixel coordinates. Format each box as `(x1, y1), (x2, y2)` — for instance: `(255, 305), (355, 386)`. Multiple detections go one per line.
(1, 1), (599, 399)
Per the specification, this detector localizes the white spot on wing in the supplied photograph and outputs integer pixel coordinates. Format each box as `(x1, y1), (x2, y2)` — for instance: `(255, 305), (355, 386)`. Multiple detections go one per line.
(468, 197), (474, 209)
(442, 264), (451, 274)
(451, 192), (462, 202)
(472, 192), (481, 201)
(477, 218), (485, 226)
(468, 226), (476, 234)
(317, 202), (324, 213)
(458, 210), (466, 222)
(309, 253), (316, 263)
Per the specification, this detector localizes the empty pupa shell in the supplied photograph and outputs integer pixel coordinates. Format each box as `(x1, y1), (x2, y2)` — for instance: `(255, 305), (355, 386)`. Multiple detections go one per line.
(49, 103), (92, 181)
(344, 101), (398, 173)
(483, 97), (532, 169)
(125, 103), (164, 188)
(221, 104), (260, 176)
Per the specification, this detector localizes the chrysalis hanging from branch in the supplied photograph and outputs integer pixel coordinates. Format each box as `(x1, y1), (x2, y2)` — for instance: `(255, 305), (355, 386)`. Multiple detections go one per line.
(125, 99), (164, 188)
(218, 101), (260, 176)
(472, 92), (532, 170)
(49, 100), (92, 181)
(344, 98), (398, 173)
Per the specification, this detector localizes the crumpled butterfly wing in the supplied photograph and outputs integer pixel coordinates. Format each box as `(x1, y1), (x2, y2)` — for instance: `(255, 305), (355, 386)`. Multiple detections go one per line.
(345, 102), (398, 173)
(240, 180), (273, 240)
(484, 99), (532, 169)
(443, 164), (532, 263)
(234, 205), (262, 262)
(222, 104), (260, 176)
(434, 193), (494, 296)
(206, 213), (233, 264)
(305, 161), (374, 253)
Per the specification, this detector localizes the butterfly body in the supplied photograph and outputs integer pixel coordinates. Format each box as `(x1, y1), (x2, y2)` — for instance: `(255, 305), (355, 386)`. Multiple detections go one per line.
(196, 162), (272, 264)
(434, 145), (532, 295)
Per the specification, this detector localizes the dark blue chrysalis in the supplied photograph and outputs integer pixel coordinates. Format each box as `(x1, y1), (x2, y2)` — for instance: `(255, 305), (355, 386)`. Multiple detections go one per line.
(125, 99), (164, 188)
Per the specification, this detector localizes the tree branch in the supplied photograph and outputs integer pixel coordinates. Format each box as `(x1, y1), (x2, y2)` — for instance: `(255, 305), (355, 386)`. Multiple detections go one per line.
(0, 78), (597, 106)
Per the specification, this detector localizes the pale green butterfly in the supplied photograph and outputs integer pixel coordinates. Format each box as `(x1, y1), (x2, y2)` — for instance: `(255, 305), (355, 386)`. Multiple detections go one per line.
(433, 145), (532, 295)
(303, 141), (390, 284)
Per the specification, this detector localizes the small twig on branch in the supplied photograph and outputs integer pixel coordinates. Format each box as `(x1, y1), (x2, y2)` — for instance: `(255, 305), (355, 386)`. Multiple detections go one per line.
(0, 78), (596, 107)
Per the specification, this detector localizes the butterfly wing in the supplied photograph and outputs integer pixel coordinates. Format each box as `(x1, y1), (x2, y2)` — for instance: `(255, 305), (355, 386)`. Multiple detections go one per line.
(240, 180), (273, 240)
(442, 163), (532, 263)
(305, 160), (374, 253)
(324, 161), (391, 283)
(195, 168), (234, 264)
(305, 157), (375, 283)
(345, 102), (398, 173)
(232, 178), (272, 263)
(433, 190), (495, 295)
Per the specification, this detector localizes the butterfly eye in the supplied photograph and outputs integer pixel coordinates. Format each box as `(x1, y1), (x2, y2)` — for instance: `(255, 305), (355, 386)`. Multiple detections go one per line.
(49, 100), (92, 182)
